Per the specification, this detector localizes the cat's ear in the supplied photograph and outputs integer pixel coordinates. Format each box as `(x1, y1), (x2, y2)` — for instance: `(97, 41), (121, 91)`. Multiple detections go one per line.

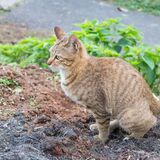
(54, 26), (66, 40)
(69, 35), (81, 50)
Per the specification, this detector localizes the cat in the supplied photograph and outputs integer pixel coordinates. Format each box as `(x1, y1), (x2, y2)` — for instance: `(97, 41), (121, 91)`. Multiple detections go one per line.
(47, 26), (160, 143)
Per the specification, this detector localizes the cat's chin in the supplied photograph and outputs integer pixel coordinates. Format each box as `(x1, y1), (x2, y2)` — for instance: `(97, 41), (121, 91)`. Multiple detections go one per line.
(48, 66), (59, 73)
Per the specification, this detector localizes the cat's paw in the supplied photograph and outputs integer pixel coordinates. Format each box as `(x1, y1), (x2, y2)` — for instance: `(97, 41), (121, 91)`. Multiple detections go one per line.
(89, 123), (98, 131)
(123, 136), (130, 141)
(93, 134), (109, 144)
(123, 133), (143, 141)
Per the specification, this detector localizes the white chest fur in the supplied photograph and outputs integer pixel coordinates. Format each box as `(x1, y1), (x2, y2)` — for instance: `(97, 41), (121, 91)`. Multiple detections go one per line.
(61, 83), (86, 107)
(60, 70), (86, 107)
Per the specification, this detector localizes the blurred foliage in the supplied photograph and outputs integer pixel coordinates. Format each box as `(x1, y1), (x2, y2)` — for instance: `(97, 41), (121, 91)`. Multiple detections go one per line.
(110, 0), (160, 16)
(0, 76), (18, 87)
(0, 19), (160, 94)
(0, 37), (54, 68)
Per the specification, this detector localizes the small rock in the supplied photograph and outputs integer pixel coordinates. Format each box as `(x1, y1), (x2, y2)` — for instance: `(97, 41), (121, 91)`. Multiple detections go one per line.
(117, 7), (128, 12)
(20, 97), (25, 101)
(41, 137), (63, 156)
(43, 127), (55, 136)
(4, 147), (10, 152)
(33, 115), (51, 124)
(54, 145), (63, 156)
(63, 128), (77, 140)
(13, 111), (23, 117)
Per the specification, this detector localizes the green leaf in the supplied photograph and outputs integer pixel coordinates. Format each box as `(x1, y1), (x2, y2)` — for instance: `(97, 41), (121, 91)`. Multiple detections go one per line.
(141, 54), (155, 70)
(139, 62), (156, 85)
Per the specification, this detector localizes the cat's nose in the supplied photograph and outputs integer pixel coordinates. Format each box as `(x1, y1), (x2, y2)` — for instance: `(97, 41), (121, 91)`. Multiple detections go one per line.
(47, 57), (54, 65)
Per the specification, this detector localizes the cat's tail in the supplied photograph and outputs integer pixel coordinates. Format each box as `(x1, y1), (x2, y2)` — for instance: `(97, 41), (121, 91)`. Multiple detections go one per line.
(150, 94), (160, 116)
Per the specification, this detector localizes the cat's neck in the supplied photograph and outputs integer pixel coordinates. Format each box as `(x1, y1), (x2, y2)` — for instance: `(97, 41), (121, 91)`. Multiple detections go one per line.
(60, 43), (89, 86)
(60, 57), (88, 86)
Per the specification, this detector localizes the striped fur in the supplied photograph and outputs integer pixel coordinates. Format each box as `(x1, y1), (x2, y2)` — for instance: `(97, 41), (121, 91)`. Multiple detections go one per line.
(47, 27), (160, 143)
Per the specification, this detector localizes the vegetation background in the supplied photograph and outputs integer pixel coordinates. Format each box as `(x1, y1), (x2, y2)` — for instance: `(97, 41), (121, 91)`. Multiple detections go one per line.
(108, 0), (160, 16)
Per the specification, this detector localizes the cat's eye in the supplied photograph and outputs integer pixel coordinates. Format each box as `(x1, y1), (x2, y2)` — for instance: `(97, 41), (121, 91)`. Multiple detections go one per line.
(55, 55), (60, 60)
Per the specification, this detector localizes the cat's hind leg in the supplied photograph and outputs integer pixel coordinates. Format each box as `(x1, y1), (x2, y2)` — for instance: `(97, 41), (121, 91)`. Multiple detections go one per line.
(119, 100), (157, 139)
(90, 119), (119, 133)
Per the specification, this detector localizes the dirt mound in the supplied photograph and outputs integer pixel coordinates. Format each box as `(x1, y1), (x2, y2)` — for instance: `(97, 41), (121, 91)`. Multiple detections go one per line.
(0, 65), (87, 120)
(0, 65), (160, 160)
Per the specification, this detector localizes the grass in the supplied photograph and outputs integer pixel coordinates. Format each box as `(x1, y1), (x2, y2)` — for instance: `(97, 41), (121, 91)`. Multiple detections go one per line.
(0, 77), (18, 87)
(109, 0), (160, 16)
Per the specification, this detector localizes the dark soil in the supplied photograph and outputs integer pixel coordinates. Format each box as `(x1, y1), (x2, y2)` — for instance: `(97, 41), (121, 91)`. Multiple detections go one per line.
(0, 65), (160, 160)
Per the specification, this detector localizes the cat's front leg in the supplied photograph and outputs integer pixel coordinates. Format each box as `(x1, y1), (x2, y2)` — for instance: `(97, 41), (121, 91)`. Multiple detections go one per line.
(92, 110), (111, 143)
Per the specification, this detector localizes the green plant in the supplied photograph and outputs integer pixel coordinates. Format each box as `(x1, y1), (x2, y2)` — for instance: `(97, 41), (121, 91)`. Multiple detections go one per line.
(0, 37), (55, 68)
(73, 19), (142, 55)
(0, 19), (160, 94)
(0, 77), (18, 87)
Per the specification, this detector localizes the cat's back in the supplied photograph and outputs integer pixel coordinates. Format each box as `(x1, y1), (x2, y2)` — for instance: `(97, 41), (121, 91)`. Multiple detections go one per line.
(90, 56), (150, 108)
(90, 56), (140, 79)
(90, 56), (143, 80)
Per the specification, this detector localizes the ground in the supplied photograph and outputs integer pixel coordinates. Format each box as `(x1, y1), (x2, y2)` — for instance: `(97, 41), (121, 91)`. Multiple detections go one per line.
(0, 64), (160, 160)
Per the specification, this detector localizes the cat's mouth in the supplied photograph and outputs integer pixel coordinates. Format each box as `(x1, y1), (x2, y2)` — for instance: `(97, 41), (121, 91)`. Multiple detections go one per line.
(47, 57), (55, 65)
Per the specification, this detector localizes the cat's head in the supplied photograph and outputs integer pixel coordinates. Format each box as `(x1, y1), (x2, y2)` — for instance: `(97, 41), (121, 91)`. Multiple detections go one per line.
(47, 26), (86, 71)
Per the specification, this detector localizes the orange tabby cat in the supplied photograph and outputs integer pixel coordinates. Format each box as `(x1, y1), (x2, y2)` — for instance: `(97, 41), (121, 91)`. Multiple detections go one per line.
(47, 26), (160, 143)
